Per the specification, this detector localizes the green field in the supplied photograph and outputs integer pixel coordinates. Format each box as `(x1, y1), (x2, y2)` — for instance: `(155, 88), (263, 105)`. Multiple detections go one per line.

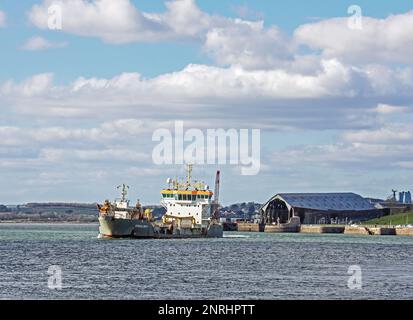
(364, 211), (413, 225)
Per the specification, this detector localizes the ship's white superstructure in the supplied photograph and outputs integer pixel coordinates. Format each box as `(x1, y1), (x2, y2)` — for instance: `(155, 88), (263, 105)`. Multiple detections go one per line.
(160, 165), (214, 227)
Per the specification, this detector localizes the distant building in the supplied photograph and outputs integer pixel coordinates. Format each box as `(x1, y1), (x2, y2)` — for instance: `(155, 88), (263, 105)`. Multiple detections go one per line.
(399, 191), (405, 204)
(405, 191), (412, 204)
(398, 191), (412, 204)
(260, 193), (383, 224)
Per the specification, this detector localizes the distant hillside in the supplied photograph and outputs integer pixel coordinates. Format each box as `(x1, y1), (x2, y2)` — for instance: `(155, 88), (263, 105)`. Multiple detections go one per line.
(0, 202), (99, 222)
(0, 201), (259, 223)
(0, 202), (166, 222)
(219, 202), (261, 220)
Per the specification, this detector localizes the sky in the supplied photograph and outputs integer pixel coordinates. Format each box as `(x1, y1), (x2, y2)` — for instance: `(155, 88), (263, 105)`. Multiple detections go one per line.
(1, 0), (413, 205)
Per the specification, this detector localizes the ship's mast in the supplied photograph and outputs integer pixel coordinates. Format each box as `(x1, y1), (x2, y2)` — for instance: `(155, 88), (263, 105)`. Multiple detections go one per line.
(117, 184), (129, 202)
(186, 164), (193, 188)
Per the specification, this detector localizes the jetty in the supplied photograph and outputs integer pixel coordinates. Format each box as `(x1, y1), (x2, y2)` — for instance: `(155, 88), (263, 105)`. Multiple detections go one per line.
(236, 221), (413, 236)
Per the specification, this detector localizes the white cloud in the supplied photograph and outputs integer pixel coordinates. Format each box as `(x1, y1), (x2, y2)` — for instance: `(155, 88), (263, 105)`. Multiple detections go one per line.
(294, 11), (413, 64)
(29, 0), (159, 44)
(268, 119), (413, 174)
(1, 73), (54, 96)
(40, 148), (149, 162)
(0, 119), (166, 147)
(232, 4), (263, 20)
(21, 36), (68, 51)
(27, 1), (413, 70)
(397, 161), (413, 169)
(342, 124), (413, 145)
(204, 20), (294, 69)
(0, 61), (378, 99)
(375, 103), (409, 115)
(28, 0), (227, 44)
(270, 138), (413, 172)
(27, 0), (298, 70)
(0, 10), (5, 27)
(127, 167), (176, 176)
(27, 0), (300, 69)
(1, 61), (413, 133)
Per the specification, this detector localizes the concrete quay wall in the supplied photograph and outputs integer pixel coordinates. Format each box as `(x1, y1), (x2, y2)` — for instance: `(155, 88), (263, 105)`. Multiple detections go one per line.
(300, 225), (345, 234)
(237, 222), (261, 232)
(369, 227), (396, 235)
(233, 223), (413, 236)
(395, 228), (413, 236)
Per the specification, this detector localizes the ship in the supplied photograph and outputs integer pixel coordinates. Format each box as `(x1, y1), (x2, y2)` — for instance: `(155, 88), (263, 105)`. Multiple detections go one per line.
(98, 165), (223, 239)
(97, 184), (155, 238)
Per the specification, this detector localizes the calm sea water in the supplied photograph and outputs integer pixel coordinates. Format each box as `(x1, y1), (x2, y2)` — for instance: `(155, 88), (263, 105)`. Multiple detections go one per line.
(0, 223), (412, 300)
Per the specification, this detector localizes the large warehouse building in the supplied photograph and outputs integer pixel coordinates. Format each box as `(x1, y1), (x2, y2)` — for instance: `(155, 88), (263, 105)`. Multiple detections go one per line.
(260, 192), (383, 224)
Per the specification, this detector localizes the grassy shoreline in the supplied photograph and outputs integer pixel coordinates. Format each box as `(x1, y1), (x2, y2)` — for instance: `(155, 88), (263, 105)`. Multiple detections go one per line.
(363, 211), (413, 226)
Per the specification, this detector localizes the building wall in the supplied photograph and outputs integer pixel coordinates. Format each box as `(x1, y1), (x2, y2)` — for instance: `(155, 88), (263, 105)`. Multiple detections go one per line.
(260, 194), (386, 224)
(261, 204), (385, 224)
(300, 208), (385, 224)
